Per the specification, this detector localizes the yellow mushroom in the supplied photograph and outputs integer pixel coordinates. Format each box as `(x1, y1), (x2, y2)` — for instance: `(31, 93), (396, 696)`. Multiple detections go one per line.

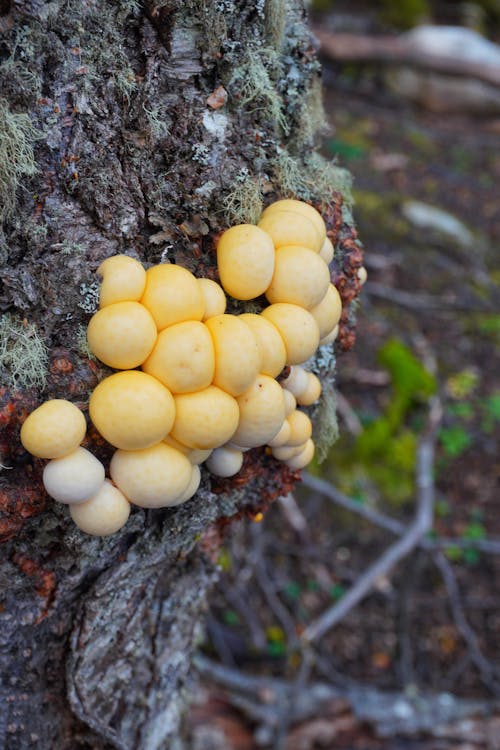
(43, 447), (105, 504)
(319, 237), (334, 265)
(265, 245), (330, 309)
(239, 313), (286, 378)
(357, 266), (368, 285)
(231, 374), (286, 448)
(282, 387), (297, 417)
(258, 210), (322, 253)
(261, 304), (319, 365)
(206, 445), (243, 477)
(309, 284), (342, 339)
(87, 301), (157, 369)
(280, 365), (308, 398)
(142, 320), (214, 394)
(260, 199), (326, 246)
(267, 419), (292, 448)
(70, 480), (131, 536)
(170, 464), (201, 506)
(97, 255), (146, 308)
(286, 409), (313, 447)
(163, 435), (212, 465)
(20, 399), (87, 459)
(319, 324), (339, 347)
(271, 443), (304, 461)
(217, 224), (275, 300)
(141, 263), (205, 330)
(296, 372), (322, 406)
(171, 385), (239, 450)
(205, 314), (260, 396)
(284, 438), (315, 469)
(110, 443), (193, 508)
(198, 278), (227, 319)
(89, 370), (175, 450)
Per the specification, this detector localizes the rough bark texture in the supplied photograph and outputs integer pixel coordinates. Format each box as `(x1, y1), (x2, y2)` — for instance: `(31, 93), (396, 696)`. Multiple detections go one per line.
(0, 1), (361, 747)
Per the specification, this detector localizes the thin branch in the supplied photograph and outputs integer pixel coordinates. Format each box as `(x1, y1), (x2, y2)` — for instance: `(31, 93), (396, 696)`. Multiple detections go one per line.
(301, 398), (442, 644)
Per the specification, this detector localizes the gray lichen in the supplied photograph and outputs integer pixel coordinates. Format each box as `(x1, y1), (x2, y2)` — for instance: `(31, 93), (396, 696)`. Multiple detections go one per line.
(0, 98), (38, 221)
(0, 314), (48, 389)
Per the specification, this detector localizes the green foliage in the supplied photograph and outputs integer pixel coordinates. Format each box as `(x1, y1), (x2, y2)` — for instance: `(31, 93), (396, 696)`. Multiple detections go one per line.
(438, 426), (473, 458)
(0, 98), (38, 221)
(0, 314), (48, 390)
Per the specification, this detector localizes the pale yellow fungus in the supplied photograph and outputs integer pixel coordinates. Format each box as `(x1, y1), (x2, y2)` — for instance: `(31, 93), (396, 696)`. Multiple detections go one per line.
(198, 278), (227, 319)
(170, 464), (201, 506)
(265, 245), (330, 309)
(43, 447), (105, 504)
(98, 255), (146, 308)
(267, 419), (292, 448)
(87, 301), (157, 369)
(70, 480), (131, 536)
(171, 385), (239, 450)
(89, 370), (175, 450)
(163, 435), (212, 465)
(286, 409), (313, 447)
(142, 320), (215, 394)
(217, 224), (275, 300)
(357, 266), (368, 285)
(309, 284), (342, 339)
(231, 374), (286, 448)
(261, 304), (320, 365)
(258, 210), (322, 253)
(296, 372), (322, 406)
(271, 443), (304, 461)
(319, 324), (339, 347)
(206, 314), (260, 396)
(261, 199), (326, 245)
(280, 365), (308, 398)
(141, 263), (205, 330)
(284, 438), (315, 469)
(20, 399), (86, 459)
(239, 313), (286, 378)
(319, 237), (334, 265)
(282, 387), (297, 417)
(110, 443), (193, 508)
(206, 445), (243, 477)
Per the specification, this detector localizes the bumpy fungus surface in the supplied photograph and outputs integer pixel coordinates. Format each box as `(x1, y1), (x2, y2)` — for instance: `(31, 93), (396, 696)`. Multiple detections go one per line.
(98, 255), (147, 307)
(87, 301), (157, 369)
(20, 399), (87, 459)
(217, 224), (275, 300)
(42, 447), (105, 505)
(141, 264), (205, 330)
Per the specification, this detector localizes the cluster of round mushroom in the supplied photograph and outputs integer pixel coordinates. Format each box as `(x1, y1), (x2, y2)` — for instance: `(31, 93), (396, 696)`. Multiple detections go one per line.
(20, 199), (343, 537)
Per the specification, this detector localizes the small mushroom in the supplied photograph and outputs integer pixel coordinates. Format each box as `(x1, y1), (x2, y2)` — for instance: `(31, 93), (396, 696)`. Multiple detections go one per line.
(267, 419), (291, 448)
(239, 313), (286, 378)
(142, 320), (215, 394)
(286, 409), (313, 447)
(163, 434), (212, 465)
(282, 388), (297, 417)
(97, 255), (146, 308)
(141, 263), (205, 330)
(357, 266), (368, 285)
(261, 304), (319, 365)
(43, 447), (105, 504)
(280, 365), (309, 398)
(261, 199), (327, 246)
(70, 480), (130, 536)
(20, 399), (87, 459)
(171, 385), (239, 450)
(206, 314), (261, 396)
(89, 370), (175, 450)
(284, 438), (315, 469)
(110, 443), (193, 508)
(87, 301), (157, 369)
(206, 445), (243, 477)
(319, 237), (334, 265)
(265, 245), (330, 309)
(217, 224), (275, 300)
(309, 284), (342, 339)
(271, 443), (305, 461)
(231, 374), (286, 448)
(296, 372), (322, 406)
(319, 324), (339, 347)
(170, 464), (201, 506)
(198, 278), (227, 319)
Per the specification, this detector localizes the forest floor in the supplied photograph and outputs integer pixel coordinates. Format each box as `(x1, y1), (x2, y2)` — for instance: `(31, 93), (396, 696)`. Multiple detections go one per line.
(186, 64), (500, 749)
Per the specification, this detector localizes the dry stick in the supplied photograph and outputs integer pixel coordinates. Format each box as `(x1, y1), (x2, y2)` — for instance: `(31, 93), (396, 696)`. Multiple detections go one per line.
(434, 552), (500, 695)
(302, 398), (442, 644)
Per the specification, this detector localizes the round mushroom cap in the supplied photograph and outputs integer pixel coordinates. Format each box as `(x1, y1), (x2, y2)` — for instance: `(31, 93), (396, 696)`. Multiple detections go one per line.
(239, 313), (286, 378)
(170, 464), (201, 506)
(261, 199), (326, 245)
(309, 284), (342, 339)
(163, 434), (212, 465)
(110, 443), (192, 508)
(141, 263), (205, 330)
(271, 443), (305, 461)
(357, 266), (368, 285)
(205, 314), (261, 396)
(286, 409), (313, 447)
(319, 237), (334, 265)
(70, 480), (130, 536)
(206, 445), (243, 477)
(89, 370), (175, 450)
(98, 255), (146, 308)
(232, 374), (286, 448)
(258, 210), (322, 253)
(281, 365), (308, 398)
(261, 304), (319, 365)
(20, 399), (87, 459)
(142, 320), (214, 394)
(265, 245), (330, 309)
(284, 438), (315, 470)
(43, 447), (105, 504)
(87, 301), (157, 369)
(282, 387), (297, 416)
(171, 385), (239, 450)
(267, 419), (291, 448)
(198, 278), (227, 320)
(217, 224), (275, 300)
(296, 372), (322, 406)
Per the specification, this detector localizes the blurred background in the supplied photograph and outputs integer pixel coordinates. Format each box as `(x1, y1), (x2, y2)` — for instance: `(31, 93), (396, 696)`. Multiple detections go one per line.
(187, 2), (500, 747)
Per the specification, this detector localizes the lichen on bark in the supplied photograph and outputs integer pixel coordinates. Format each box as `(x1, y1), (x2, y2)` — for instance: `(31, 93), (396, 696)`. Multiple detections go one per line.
(0, 1), (361, 747)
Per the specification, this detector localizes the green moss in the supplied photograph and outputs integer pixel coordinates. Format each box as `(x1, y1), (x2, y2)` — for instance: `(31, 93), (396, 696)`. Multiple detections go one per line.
(229, 47), (288, 134)
(0, 315), (48, 390)
(0, 98), (38, 221)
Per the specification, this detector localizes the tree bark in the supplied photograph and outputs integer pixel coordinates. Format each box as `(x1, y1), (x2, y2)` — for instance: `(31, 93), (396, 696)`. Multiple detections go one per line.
(0, 1), (361, 747)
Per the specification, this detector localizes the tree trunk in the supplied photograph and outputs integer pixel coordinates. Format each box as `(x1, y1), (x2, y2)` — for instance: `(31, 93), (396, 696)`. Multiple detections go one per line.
(0, 1), (361, 747)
